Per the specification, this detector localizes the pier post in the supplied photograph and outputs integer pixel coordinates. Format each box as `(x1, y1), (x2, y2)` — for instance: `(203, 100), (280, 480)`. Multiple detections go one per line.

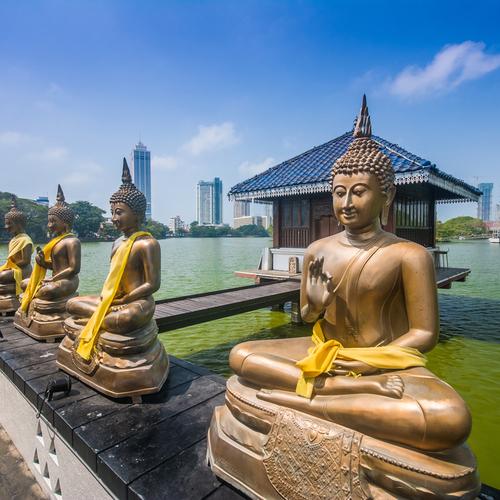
(290, 301), (302, 324)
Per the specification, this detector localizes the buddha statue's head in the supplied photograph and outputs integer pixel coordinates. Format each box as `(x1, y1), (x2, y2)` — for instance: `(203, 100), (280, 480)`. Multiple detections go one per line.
(48, 185), (75, 235)
(110, 158), (147, 235)
(4, 195), (27, 235)
(332, 95), (396, 230)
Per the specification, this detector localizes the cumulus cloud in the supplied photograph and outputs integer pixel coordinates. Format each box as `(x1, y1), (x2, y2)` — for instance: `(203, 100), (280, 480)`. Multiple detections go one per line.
(389, 41), (500, 98)
(152, 155), (178, 170)
(239, 157), (275, 176)
(182, 122), (239, 156)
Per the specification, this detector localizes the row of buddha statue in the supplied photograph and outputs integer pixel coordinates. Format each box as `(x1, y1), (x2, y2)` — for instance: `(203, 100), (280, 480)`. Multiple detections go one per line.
(0, 161), (168, 399)
(0, 97), (480, 498)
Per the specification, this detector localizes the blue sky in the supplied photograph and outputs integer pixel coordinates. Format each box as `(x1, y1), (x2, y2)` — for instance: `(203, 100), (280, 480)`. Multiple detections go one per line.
(1, 0), (499, 223)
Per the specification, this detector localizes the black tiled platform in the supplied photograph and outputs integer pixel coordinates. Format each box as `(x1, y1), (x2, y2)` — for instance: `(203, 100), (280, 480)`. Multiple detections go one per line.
(0, 318), (245, 500)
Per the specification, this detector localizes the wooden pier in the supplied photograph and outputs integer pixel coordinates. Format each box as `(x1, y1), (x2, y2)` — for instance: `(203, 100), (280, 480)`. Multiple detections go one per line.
(151, 267), (470, 333)
(154, 280), (300, 332)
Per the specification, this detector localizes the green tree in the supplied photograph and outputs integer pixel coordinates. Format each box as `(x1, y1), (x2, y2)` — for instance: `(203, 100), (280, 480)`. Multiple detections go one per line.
(0, 192), (49, 243)
(70, 201), (106, 239)
(437, 216), (488, 240)
(143, 219), (169, 239)
(235, 224), (270, 237)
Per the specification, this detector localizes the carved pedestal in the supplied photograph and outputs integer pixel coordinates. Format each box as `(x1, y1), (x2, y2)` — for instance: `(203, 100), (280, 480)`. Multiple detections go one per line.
(207, 376), (480, 500)
(14, 295), (77, 341)
(56, 317), (169, 399)
(0, 283), (19, 314)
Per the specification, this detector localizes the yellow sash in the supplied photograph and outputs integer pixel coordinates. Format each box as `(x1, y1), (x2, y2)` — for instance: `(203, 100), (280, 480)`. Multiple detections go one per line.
(0, 233), (33, 295)
(76, 231), (151, 361)
(20, 233), (72, 312)
(295, 319), (427, 398)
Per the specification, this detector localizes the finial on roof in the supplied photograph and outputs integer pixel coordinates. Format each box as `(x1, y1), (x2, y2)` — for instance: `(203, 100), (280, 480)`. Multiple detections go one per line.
(55, 184), (66, 204)
(122, 158), (132, 184)
(353, 94), (372, 138)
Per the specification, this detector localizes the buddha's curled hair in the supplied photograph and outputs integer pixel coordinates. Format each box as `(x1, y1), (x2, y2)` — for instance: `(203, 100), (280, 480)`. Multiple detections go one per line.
(48, 185), (75, 226)
(4, 195), (27, 227)
(109, 158), (147, 222)
(332, 95), (395, 194)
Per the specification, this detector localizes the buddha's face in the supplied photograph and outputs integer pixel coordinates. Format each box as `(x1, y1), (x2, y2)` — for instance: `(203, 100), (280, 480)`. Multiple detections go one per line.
(332, 172), (393, 230)
(4, 216), (18, 235)
(111, 202), (140, 234)
(47, 215), (68, 236)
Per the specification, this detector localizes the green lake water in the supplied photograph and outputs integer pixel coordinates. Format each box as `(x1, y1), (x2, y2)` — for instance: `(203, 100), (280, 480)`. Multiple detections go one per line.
(1, 237), (499, 487)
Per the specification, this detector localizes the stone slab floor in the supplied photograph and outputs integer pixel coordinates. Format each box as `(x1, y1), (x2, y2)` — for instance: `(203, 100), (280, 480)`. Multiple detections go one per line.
(0, 425), (48, 500)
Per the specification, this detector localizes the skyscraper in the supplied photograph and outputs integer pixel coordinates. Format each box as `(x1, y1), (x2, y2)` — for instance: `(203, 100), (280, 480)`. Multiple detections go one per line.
(233, 200), (251, 219)
(132, 141), (152, 220)
(196, 177), (223, 225)
(477, 183), (493, 221)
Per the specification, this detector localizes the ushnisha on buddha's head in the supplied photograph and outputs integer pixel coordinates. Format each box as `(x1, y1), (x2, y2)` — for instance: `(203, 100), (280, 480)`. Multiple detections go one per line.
(331, 95), (396, 231)
(110, 158), (147, 236)
(47, 185), (75, 236)
(4, 195), (27, 235)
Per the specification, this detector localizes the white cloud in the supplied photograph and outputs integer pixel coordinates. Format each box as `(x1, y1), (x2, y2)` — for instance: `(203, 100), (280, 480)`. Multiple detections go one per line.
(62, 161), (103, 186)
(37, 147), (69, 162)
(239, 157), (275, 176)
(182, 122), (239, 156)
(389, 41), (500, 98)
(152, 155), (178, 170)
(0, 131), (31, 146)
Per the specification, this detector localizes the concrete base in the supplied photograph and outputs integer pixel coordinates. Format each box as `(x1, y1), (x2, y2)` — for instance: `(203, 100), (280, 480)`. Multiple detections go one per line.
(0, 294), (20, 315)
(0, 369), (113, 500)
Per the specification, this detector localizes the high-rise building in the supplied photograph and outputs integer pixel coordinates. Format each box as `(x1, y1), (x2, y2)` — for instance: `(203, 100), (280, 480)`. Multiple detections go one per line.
(233, 200), (251, 219)
(477, 183), (493, 221)
(168, 215), (185, 234)
(196, 177), (223, 225)
(131, 141), (152, 220)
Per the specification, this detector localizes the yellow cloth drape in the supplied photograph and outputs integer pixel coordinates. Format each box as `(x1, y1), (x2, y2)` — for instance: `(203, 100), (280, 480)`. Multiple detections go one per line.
(76, 231), (151, 361)
(295, 319), (427, 398)
(20, 233), (72, 313)
(0, 233), (33, 295)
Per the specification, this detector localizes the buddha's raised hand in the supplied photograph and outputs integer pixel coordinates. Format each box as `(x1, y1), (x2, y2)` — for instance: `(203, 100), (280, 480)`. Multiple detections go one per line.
(306, 256), (334, 312)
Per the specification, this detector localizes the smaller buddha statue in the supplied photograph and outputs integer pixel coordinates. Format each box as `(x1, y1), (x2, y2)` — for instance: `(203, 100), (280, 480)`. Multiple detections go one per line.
(208, 96), (480, 499)
(14, 185), (81, 341)
(57, 159), (169, 400)
(0, 195), (33, 314)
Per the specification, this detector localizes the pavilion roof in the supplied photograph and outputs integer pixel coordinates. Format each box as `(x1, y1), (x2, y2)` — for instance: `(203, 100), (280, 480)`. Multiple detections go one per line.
(228, 131), (481, 203)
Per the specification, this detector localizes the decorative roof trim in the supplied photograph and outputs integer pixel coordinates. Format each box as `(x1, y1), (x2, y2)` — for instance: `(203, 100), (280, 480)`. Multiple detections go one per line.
(229, 169), (480, 202)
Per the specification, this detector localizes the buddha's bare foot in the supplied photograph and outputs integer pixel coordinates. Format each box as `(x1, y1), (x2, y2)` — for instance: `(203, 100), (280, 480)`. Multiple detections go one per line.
(314, 373), (404, 399)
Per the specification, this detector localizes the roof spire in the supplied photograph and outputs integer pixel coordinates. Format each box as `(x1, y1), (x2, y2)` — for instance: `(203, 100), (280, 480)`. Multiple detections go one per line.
(122, 158), (132, 184)
(353, 94), (372, 138)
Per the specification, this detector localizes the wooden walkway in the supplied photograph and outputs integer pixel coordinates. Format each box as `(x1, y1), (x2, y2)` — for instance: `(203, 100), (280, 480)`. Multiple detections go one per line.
(152, 267), (470, 333)
(0, 318), (244, 500)
(154, 281), (300, 332)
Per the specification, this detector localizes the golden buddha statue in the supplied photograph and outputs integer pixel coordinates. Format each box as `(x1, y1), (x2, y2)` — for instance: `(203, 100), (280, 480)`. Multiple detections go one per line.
(208, 97), (480, 499)
(0, 196), (33, 314)
(57, 159), (169, 400)
(14, 186), (81, 341)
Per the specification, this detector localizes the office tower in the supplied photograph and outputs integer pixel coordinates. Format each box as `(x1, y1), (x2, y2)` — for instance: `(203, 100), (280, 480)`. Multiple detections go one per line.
(196, 177), (223, 225)
(477, 183), (493, 221)
(233, 200), (251, 219)
(132, 141), (152, 220)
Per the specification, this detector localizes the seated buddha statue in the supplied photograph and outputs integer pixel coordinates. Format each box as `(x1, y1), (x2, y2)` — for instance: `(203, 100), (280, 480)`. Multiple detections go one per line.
(208, 97), (480, 499)
(0, 196), (33, 313)
(14, 185), (81, 341)
(57, 159), (169, 400)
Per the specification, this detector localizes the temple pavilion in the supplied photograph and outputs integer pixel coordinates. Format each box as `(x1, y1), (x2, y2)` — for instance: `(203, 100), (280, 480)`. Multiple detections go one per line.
(229, 110), (481, 287)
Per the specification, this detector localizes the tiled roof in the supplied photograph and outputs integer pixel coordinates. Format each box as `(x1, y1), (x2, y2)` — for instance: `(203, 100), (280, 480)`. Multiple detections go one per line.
(229, 132), (481, 202)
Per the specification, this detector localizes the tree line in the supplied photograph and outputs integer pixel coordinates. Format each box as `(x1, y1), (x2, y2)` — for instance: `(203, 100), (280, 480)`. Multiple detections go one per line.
(0, 192), (271, 242)
(436, 216), (489, 241)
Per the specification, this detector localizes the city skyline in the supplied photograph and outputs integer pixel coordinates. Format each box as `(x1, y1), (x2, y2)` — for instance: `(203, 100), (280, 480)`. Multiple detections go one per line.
(477, 182), (494, 221)
(0, 2), (499, 223)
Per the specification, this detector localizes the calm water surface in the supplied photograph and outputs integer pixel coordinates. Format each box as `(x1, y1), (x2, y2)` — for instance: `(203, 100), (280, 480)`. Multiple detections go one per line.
(1, 237), (499, 486)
